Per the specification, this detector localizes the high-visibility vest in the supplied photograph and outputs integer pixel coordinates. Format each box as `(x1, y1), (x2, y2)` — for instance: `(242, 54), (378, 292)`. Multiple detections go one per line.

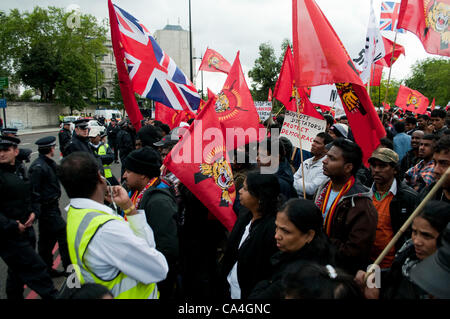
(66, 207), (159, 299)
(97, 144), (112, 178)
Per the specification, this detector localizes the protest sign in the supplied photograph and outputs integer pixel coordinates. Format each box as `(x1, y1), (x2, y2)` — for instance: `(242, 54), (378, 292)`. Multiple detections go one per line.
(254, 101), (272, 122)
(280, 110), (326, 152)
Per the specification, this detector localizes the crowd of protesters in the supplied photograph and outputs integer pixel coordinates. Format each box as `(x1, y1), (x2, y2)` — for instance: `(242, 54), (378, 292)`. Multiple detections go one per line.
(1, 105), (449, 300)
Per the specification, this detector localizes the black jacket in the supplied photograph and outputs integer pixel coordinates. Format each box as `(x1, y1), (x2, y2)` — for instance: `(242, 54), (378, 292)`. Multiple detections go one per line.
(140, 184), (179, 265)
(248, 235), (336, 299)
(276, 158), (297, 200)
(219, 209), (278, 299)
(388, 180), (418, 250)
(0, 163), (34, 239)
(28, 155), (65, 231)
(106, 124), (119, 144)
(65, 133), (92, 156)
(116, 129), (134, 162)
(58, 128), (72, 156)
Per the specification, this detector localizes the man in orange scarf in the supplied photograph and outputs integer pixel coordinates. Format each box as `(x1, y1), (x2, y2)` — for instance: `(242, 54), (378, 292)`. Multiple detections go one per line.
(314, 138), (378, 275)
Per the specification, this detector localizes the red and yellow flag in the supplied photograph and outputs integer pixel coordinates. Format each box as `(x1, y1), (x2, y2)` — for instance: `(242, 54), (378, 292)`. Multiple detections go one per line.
(395, 85), (429, 114)
(198, 48), (232, 74)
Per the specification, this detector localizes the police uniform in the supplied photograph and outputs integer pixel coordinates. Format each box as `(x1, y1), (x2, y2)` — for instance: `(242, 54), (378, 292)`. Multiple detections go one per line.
(0, 136), (58, 299)
(64, 119), (95, 156)
(1, 127), (31, 180)
(28, 136), (71, 277)
(89, 129), (119, 186)
(58, 121), (72, 157)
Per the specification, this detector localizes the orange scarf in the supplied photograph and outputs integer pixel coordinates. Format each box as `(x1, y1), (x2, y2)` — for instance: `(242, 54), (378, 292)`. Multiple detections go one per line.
(318, 176), (355, 236)
(130, 177), (159, 209)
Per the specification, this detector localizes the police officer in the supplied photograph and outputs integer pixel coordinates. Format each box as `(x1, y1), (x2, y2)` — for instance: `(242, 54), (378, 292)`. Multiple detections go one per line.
(89, 128), (119, 186)
(1, 127), (32, 181)
(58, 120), (72, 157)
(29, 136), (71, 277)
(0, 135), (58, 299)
(106, 118), (120, 163)
(64, 119), (93, 156)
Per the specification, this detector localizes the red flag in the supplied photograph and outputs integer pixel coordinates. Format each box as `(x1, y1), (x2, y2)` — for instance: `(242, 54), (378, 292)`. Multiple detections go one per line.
(382, 102), (391, 111)
(376, 37), (406, 67)
(214, 51), (261, 148)
(398, 0), (450, 57)
(268, 88), (273, 101)
(395, 85), (429, 114)
(273, 45), (324, 119)
(155, 102), (196, 129)
(431, 97), (436, 110)
(198, 48), (232, 74)
(292, 0), (386, 165)
(108, 0), (143, 131)
(369, 64), (384, 86)
(163, 98), (237, 231)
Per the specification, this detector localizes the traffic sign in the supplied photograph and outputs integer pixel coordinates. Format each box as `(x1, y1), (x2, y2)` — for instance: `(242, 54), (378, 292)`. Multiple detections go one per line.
(0, 98), (6, 108)
(0, 77), (8, 89)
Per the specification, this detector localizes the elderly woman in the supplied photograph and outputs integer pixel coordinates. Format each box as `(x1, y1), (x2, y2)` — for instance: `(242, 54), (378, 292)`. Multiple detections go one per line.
(249, 198), (336, 299)
(355, 200), (450, 299)
(218, 171), (281, 299)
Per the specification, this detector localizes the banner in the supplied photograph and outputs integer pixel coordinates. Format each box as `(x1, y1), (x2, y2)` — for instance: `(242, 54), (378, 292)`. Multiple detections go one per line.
(280, 111), (326, 152)
(254, 101), (273, 122)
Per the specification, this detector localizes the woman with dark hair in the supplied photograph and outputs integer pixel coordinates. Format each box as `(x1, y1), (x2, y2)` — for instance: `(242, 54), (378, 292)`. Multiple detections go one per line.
(356, 200), (450, 299)
(218, 171), (281, 299)
(249, 198), (336, 298)
(282, 261), (364, 299)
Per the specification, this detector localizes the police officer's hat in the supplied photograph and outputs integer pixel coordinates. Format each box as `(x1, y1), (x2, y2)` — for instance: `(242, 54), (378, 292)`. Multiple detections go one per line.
(74, 119), (89, 129)
(0, 135), (21, 148)
(35, 136), (56, 149)
(1, 127), (18, 136)
(63, 120), (72, 125)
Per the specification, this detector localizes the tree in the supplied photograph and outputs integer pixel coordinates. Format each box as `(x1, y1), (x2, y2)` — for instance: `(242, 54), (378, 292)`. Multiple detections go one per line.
(404, 58), (450, 106)
(369, 77), (402, 108)
(248, 42), (280, 102)
(0, 6), (107, 108)
(111, 72), (124, 109)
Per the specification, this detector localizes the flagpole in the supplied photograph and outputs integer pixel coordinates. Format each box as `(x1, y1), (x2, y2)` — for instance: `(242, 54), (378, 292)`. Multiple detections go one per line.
(188, 0), (194, 83)
(381, 30), (398, 124)
(294, 86), (306, 199)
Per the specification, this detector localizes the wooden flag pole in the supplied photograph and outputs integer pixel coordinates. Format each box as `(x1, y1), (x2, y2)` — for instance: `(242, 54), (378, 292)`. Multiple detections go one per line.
(381, 30), (398, 125)
(294, 87), (306, 199)
(364, 166), (450, 282)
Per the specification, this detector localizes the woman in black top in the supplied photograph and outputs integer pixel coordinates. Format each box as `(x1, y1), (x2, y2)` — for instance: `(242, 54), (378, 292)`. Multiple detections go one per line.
(249, 198), (336, 299)
(218, 171), (281, 299)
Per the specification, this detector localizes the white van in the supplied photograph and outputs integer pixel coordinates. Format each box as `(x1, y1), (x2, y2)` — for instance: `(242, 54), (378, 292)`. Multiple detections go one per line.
(94, 109), (122, 122)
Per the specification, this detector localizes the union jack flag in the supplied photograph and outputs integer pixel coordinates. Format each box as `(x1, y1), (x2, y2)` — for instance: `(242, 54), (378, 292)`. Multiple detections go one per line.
(111, 4), (200, 112)
(380, 1), (405, 33)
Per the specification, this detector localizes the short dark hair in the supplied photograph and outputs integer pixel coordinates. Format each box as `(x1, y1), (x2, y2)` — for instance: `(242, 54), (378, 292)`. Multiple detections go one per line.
(281, 261), (364, 299)
(246, 171), (280, 217)
(57, 152), (101, 199)
(323, 114), (334, 127)
(68, 283), (113, 299)
(430, 109), (446, 119)
(380, 137), (394, 150)
(405, 116), (417, 125)
(417, 200), (450, 247)
(260, 137), (286, 161)
(317, 132), (333, 145)
(38, 147), (53, 155)
(435, 135), (450, 153)
(331, 138), (363, 176)
(418, 114), (430, 121)
(422, 134), (440, 142)
(394, 121), (405, 133)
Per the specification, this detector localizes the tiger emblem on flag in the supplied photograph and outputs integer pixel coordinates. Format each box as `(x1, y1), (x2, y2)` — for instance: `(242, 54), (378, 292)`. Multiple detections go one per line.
(208, 55), (221, 70)
(194, 154), (235, 207)
(407, 93), (422, 109)
(426, 0), (450, 49)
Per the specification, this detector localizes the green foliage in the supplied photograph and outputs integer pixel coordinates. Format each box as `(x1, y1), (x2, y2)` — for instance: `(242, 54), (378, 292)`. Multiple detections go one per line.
(369, 78), (402, 107)
(404, 58), (450, 106)
(112, 72), (124, 107)
(20, 89), (34, 101)
(248, 42), (280, 102)
(0, 6), (108, 110)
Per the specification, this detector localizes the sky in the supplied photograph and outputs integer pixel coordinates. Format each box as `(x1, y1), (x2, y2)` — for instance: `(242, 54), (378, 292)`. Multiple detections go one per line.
(1, 0), (446, 94)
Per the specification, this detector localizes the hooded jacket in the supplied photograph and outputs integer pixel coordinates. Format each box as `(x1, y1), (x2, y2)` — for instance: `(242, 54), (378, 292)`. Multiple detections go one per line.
(314, 178), (378, 275)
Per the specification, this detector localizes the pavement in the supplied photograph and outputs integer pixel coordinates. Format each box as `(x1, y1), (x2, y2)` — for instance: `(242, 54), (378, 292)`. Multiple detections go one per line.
(17, 125), (60, 136)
